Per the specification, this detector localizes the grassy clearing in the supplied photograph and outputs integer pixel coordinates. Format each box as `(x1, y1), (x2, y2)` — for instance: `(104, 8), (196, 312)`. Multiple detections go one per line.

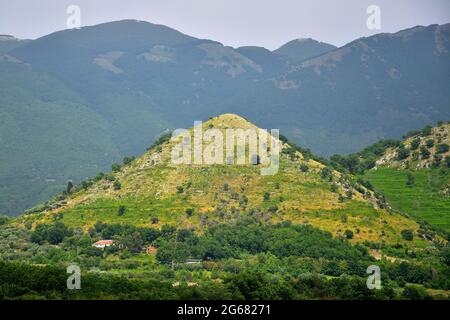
(364, 168), (450, 231)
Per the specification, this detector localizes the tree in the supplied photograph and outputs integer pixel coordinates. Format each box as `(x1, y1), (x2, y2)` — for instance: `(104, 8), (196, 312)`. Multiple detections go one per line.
(185, 208), (194, 217)
(111, 163), (122, 172)
(123, 156), (135, 165)
(421, 126), (432, 136)
(223, 183), (229, 191)
(436, 144), (449, 154)
(426, 139), (434, 148)
(263, 192), (270, 201)
(320, 167), (332, 180)
(401, 229), (414, 241)
(117, 206), (126, 216)
(344, 230), (354, 239)
(330, 184), (338, 193)
(113, 181), (122, 190)
(420, 146), (430, 159)
(151, 216), (159, 224)
(31, 222), (72, 245)
(406, 172), (415, 188)
(410, 138), (420, 150)
(346, 190), (353, 200)
(66, 181), (74, 194)
(300, 164), (309, 172)
(444, 156), (450, 168)
(121, 232), (143, 254)
(397, 147), (410, 160)
(403, 285), (430, 300)
(81, 180), (92, 190)
(176, 186), (184, 193)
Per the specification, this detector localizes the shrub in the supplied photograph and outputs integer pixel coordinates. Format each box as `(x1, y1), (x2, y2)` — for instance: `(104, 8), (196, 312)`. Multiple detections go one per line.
(397, 147), (410, 160)
(320, 167), (332, 180)
(344, 230), (354, 239)
(421, 126), (432, 136)
(410, 138), (420, 150)
(117, 206), (126, 216)
(300, 164), (309, 172)
(401, 229), (414, 241)
(406, 172), (415, 188)
(112, 163), (122, 172)
(420, 146), (430, 159)
(403, 285), (430, 300)
(113, 181), (122, 190)
(444, 156), (450, 168)
(31, 222), (72, 245)
(436, 144), (449, 154)
(263, 192), (270, 201)
(123, 156), (135, 165)
(185, 208), (194, 217)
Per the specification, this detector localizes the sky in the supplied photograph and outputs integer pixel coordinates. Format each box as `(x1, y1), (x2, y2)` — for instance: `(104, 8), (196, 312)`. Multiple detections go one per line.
(0, 0), (449, 50)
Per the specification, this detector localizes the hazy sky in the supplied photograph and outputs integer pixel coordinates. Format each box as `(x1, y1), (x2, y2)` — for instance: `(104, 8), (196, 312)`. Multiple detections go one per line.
(1, 0), (449, 49)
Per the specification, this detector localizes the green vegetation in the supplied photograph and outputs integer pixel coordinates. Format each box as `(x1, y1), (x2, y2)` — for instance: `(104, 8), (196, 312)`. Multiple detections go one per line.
(364, 168), (450, 232)
(1, 217), (448, 300)
(2, 115), (449, 300)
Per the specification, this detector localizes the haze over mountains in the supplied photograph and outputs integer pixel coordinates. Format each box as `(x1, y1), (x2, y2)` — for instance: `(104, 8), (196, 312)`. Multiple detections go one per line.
(0, 20), (449, 215)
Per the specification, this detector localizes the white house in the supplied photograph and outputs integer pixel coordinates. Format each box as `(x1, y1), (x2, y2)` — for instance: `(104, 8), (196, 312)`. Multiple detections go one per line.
(92, 240), (114, 249)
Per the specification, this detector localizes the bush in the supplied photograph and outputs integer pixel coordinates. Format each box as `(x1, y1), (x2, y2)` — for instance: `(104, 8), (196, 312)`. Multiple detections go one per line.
(410, 138), (420, 150)
(401, 229), (414, 241)
(344, 230), (354, 239)
(444, 156), (450, 168)
(300, 164), (309, 172)
(403, 285), (431, 300)
(31, 222), (72, 245)
(397, 147), (410, 160)
(117, 206), (126, 216)
(113, 181), (122, 190)
(436, 144), (449, 154)
(123, 156), (135, 165)
(420, 146), (430, 159)
(185, 208), (194, 217)
(320, 167), (332, 180)
(0, 215), (10, 225)
(111, 163), (122, 172)
(406, 172), (415, 188)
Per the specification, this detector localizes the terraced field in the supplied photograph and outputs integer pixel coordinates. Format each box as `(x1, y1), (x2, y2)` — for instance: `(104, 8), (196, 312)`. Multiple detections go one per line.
(364, 168), (450, 232)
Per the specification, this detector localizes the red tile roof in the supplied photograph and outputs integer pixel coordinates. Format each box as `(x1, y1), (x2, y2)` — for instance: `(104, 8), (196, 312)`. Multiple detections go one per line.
(94, 240), (114, 245)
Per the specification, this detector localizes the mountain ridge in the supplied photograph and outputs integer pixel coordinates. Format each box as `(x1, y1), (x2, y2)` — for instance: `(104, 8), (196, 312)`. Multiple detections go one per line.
(1, 20), (449, 216)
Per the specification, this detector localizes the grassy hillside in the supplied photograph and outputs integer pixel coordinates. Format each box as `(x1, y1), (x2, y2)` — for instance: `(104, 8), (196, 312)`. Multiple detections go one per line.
(16, 114), (431, 247)
(2, 115), (449, 300)
(365, 168), (450, 232)
(362, 123), (450, 233)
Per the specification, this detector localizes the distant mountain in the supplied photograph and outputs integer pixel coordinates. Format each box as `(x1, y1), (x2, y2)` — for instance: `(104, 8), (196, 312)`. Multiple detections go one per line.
(1, 20), (449, 215)
(273, 38), (337, 63)
(0, 35), (30, 53)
